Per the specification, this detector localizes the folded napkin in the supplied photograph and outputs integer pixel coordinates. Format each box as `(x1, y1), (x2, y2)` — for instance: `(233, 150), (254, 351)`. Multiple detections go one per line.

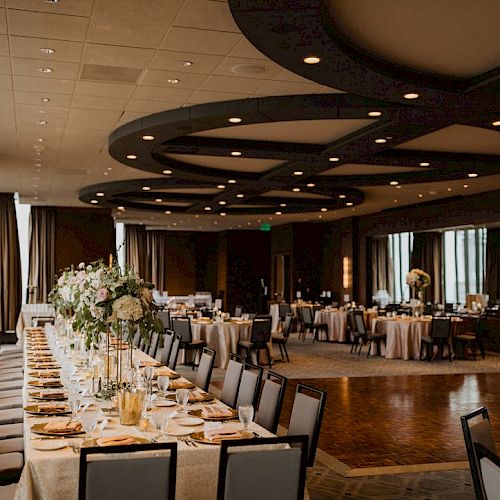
(188, 390), (209, 403)
(169, 380), (193, 390)
(154, 367), (175, 378)
(37, 404), (66, 413)
(43, 421), (82, 433)
(96, 435), (138, 447)
(37, 391), (65, 398)
(38, 372), (60, 378)
(140, 360), (161, 367)
(201, 406), (234, 419)
(204, 423), (240, 441)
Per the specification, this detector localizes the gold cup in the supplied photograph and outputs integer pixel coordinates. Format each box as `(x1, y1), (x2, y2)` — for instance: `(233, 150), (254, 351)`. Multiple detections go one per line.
(117, 388), (146, 425)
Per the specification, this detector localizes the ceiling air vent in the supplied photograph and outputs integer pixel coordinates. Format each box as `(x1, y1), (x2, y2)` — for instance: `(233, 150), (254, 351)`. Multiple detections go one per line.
(80, 64), (143, 84)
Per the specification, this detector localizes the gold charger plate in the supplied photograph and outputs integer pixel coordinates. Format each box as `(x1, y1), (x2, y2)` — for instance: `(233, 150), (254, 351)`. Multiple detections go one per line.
(153, 370), (180, 380)
(168, 381), (195, 390)
(31, 422), (84, 437)
(28, 380), (63, 388)
(189, 430), (253, 445)
(82, 436), (150, 448)
(29, 391), (67, 401)
(24, 404), (70, 416)
(165, 392), (214, 404)
(187, 408), (237, 420)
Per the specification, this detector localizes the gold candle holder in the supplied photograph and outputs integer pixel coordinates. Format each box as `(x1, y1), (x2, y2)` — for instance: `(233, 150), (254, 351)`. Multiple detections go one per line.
(117, 388), (145, 426)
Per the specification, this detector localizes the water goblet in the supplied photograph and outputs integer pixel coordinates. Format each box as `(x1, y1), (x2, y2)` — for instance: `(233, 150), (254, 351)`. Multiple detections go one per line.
(150, 408), (169, 441)
(69, 394), (82, 422)
(175, 389), (190, 413)
(238, 404), (254, 434)
(80, 408), (100, 440)
(157, 376), (170, 396)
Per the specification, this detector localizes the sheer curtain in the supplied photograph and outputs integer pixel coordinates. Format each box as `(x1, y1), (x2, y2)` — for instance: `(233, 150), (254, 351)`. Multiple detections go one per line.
(411, 232), (443, 304)
(0, 193), (22, 331)
(146, 231), (168, 291)
(485, 228), (500, 303)
(28, 206), (56, 303)
(369, 236), (393, 298)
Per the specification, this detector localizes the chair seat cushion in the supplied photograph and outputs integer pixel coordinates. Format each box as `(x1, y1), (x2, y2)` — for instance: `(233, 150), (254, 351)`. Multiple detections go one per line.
(183, 339), (206, 348)
(238, 340), (266, 348)
(0, 453), (23, 486)
(313, 323), (328, 329)
(272, 334), (286, 342)
(421, 335), (433, 343)
(455, 334), (476, 341)
(367, 333), (386, 340)
(0, 424), (23, 440)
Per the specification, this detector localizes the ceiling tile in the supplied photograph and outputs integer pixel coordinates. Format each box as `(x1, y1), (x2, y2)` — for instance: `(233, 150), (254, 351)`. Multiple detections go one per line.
(140, 69), (206, 89)
(173, 0), (240, 33)
(82, 44), (155, 69)
(68, 107), (122, 124)
(9, 36), (83, 62)
(0, 88), (12, 103)
(74, 81), (135, 99)
(187, 89), (249, 104)
(151, 50), (224, 73)
(70, 94), (128, 111)
(131, 85), (193, 102)
(0, 55), (9, 74)
(254, 80), (322, 96)
(160, 26), (240, 55)
(5, 0), (93, 17)
(125, 99), (182, 113)
(16, 103), (69, 118)
(12, 57), (79, 79)
(0, 34), (8, 56)
(14, 90), (72, 106)
(228, 37), (267, 60)
(213, 56), (283, 79)
(65, 117), (118, 131)
(0, 74), (12, 89)
(87, 0), (184, 48)
(0, 9), (6, 34)
(7, 10), (89, 41)
(13, 75), (75, 94)
(198, 74), (267, 94)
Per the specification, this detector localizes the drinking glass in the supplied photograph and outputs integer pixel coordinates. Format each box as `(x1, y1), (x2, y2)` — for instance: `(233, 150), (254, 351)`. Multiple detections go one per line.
(157, 376), (170, 396)
(150, 408), (169, 440)
(80, 409), (100, 440)
(238, 404), (254, 432)
(143, 366), (154, 402)
(69, 394), (82, 421)
(176, 389), (190, 413)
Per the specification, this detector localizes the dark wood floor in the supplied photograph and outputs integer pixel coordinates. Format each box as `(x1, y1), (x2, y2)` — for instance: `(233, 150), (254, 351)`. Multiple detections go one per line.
(279, 373), (500, 469)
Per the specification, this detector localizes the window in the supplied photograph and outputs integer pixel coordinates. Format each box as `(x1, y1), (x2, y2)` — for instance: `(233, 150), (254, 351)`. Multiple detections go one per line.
(116, 222), (125, 270)
(14, 195), (30, 304)
(388, 232), (413, 302)
(443, 228), (487, 304)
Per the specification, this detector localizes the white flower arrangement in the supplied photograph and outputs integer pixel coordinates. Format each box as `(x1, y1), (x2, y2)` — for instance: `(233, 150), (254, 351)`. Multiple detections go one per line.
(405, 268), (431, 289)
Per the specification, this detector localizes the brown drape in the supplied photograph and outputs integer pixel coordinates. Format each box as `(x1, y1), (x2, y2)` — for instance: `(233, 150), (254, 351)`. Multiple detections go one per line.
(411, 232), (443, 304)
(124, 224), (148, 278)
(146, 231), (168, 291)
(485, 228), (500, 302)
(369, 236), (393, 297)
(28, 206), (56, 303)
(0, 193), (22, 331)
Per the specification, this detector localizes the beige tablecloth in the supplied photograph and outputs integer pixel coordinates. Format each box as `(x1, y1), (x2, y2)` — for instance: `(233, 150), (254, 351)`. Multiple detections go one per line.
(314, 310), (348, 342)
(16, 304), (54, 340)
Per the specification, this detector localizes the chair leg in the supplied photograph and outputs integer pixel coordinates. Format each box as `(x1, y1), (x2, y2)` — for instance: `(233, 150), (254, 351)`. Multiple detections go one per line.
(265, 346), (272, 367)
(278, 343), (284, 361)
(366, 342), (371, 358)
(479, 339), (485, 359)
(358, 340), (363, 357)
(283, 344), (290, 362)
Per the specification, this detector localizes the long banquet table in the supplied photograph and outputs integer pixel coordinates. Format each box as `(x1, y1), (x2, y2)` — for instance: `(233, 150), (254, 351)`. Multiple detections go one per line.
(15, 326), (276, 500)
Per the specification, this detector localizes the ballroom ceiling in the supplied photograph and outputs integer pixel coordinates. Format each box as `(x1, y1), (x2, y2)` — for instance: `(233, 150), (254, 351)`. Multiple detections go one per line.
(0, 0), (498, 230)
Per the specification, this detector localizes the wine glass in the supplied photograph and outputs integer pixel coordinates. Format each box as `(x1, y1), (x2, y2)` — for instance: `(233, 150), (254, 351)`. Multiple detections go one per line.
(80, 408), (100, 440)
(238, 404), (254, 433)
(150, 408), (169, 441)
(69, 394), (82, 421)
(175, 389), (190, 413)
(157, 376), (170, 396)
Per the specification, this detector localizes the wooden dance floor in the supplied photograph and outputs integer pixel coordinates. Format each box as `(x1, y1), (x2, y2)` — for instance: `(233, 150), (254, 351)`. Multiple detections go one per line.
(280, 373), (500, 471)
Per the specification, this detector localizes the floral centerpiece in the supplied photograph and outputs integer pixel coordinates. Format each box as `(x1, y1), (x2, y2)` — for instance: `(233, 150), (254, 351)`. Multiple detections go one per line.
(405, 268), (431, 290)
(48, 266), (79, 318)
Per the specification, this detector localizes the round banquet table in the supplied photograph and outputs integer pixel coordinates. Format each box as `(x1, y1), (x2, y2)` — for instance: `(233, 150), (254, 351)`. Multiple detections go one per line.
(313, 310), (348, 342)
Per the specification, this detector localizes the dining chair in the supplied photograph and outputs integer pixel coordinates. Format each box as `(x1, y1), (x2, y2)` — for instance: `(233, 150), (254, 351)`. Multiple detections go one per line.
(157, 309), (171, 331)
(287, 383), (327, 467)
(171, 317), (206, 369)
(219, 354), (244, 408)
(235, 361), (263, 409)
(255, 371), (287, 434)
(132, 325), (142, 348)
(474, 442), (500, 500)
(195, 347), (216, 392)
(299, 307), (327, 342)
(31, 317), (54, 327)
(453, 314), (486, 360)
(272, 313), (292, 362)
(354, 310), (386, 358)
(461, 406), (497, 500)
(420, 316), (452, 361)
(156, 329), (174, 364)
(167, 333), (182, 371)
(0, 451), (23, 486)
(216, 435), (307, 500)
(238, 316), (272, 367)
(234, 306), (243, 318)
(147, 331), (160, 358)
(78, 442), (177, 500)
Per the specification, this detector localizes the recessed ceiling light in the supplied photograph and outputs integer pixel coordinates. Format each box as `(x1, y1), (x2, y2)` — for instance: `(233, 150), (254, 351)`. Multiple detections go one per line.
(162, 169), (172, 174)
(217, 184), (225, 189)
(393, 199), (398, 203)
(447, 188), (452, 192)
(37, 120), (47, 125)
(40, 98), (50, 103)
(107, 167), (112, 170)
(303, 56), (321, 64)
(90, 200), (98, 204)
(228, 179), (237, 184)
(389, 181), (398, 185)
(375, 138), (387, 144)
(338, 194), (346, 199)
(167, 79), (180, 84)
(329, 157), (339, 162)
(280, 203), (286, 207)
(404, 93), (419, 100)
(468, 173), (478, 178)
(142, 135), (154, 141)
(219, 201), (226, 205)
(293, 171), (303, 176)
(346, 202), (353, 206)
(292, 188), (301, 192)
(127, 154), (137, 159)
(96, 192), (104, 197)
(368, 111), (382, 117)
(180, 60), (193, 67)
(204, 207), (211, 211)
(45, 0), (60, 3)
(155, 198), (163, 203)
(419, 162), (430, 167)
(230, 151), (242, 156)
(38, 67), (53, 73)
(142, 186), (151, 191)
(39, 48), (55, 55)
(37, 138), (44, 142)
(236, 194), (244, 198)
(104, 172), (109, 176)
(164, 210), (171, 214)
(228, 117), (242, 124)
(306, 183), (315, 187)
(418, 194), (423, 198)
(117, 206), (125, 211)
(220, 212), (226, 216)
(493, 120), (500, 127)
(463, 184), (469, 188)
(33, 177), (40, 181)
(275, 211), (282, 215)
(396, 185), (401, 189)
(320, 208), (327, 212)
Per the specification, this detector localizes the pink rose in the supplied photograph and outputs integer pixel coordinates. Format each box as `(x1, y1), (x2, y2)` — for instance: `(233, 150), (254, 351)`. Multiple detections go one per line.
(96, 288), (109, 302)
